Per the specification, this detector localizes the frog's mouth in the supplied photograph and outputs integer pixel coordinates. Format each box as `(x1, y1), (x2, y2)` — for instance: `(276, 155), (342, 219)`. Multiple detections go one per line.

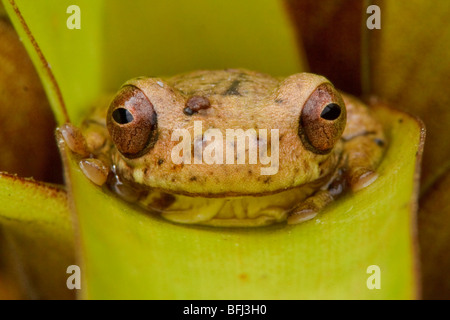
(139, 181), (325, 227)
(108, 170), (332, 227)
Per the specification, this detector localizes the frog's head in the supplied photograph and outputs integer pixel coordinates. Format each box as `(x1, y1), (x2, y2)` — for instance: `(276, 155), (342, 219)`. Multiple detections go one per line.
(106, 69), (346, 196)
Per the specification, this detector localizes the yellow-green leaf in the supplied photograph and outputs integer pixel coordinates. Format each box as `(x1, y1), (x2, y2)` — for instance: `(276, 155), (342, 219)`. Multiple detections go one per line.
(0, 173), (74, 299)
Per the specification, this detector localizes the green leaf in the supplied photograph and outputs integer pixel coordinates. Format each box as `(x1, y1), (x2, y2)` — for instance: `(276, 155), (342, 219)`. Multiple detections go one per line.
(0, 173), (74, 299)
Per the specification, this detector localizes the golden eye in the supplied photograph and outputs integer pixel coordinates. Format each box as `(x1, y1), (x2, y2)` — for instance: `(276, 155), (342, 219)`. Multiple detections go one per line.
(298, 83), (346, 154)
(107, 85), (157, 158)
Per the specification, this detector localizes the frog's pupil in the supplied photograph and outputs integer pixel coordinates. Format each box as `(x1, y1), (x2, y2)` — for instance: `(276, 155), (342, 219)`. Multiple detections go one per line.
(113, 108), (134, 124)
(320, 103), (341, 120)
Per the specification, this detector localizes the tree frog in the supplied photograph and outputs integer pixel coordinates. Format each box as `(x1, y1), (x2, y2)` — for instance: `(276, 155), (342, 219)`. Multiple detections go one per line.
(59, 69), (385, 227)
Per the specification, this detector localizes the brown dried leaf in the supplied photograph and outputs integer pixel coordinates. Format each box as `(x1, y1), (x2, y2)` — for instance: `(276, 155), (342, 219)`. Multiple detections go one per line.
(368, 0), (450, 191)
(0, 18), (61, 182)
(284, 0), (365, 95)
(418, 168), (450, 299)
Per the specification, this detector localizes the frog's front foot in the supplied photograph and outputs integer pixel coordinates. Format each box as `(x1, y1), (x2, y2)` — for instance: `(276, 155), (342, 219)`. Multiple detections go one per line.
(57, 123), (110, 186)
(287, 190), (334, 224)
(287, 168), (347, 224)
(348, 167), (378, 192)
(78, 158), (109, 185)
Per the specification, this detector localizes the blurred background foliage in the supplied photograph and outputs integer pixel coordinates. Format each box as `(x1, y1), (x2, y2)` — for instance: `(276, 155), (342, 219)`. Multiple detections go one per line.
(284, 0), (450, 299)
(0, 0), (448, 299)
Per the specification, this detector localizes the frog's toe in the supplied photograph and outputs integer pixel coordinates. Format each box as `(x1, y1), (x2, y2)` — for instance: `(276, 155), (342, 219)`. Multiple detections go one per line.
(58, 123), (90, 157)
(349, 168), (378, 192)
(287, 190), (334, 224)
(287, 208), (318, 225)
(79, 158), (109, 186)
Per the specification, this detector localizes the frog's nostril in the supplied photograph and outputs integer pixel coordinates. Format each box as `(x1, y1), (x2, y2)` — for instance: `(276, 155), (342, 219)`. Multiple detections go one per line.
(112, 108), (134, 124)
(320, 103), (341, 120)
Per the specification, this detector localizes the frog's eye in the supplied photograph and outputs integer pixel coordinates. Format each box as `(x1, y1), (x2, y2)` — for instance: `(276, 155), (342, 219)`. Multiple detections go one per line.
(298, 83), (346, 154)
(107, 85), (157, 158)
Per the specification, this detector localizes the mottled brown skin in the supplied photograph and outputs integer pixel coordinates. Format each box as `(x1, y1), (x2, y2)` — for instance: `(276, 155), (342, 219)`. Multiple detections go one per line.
(60, 69), (386, 226)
